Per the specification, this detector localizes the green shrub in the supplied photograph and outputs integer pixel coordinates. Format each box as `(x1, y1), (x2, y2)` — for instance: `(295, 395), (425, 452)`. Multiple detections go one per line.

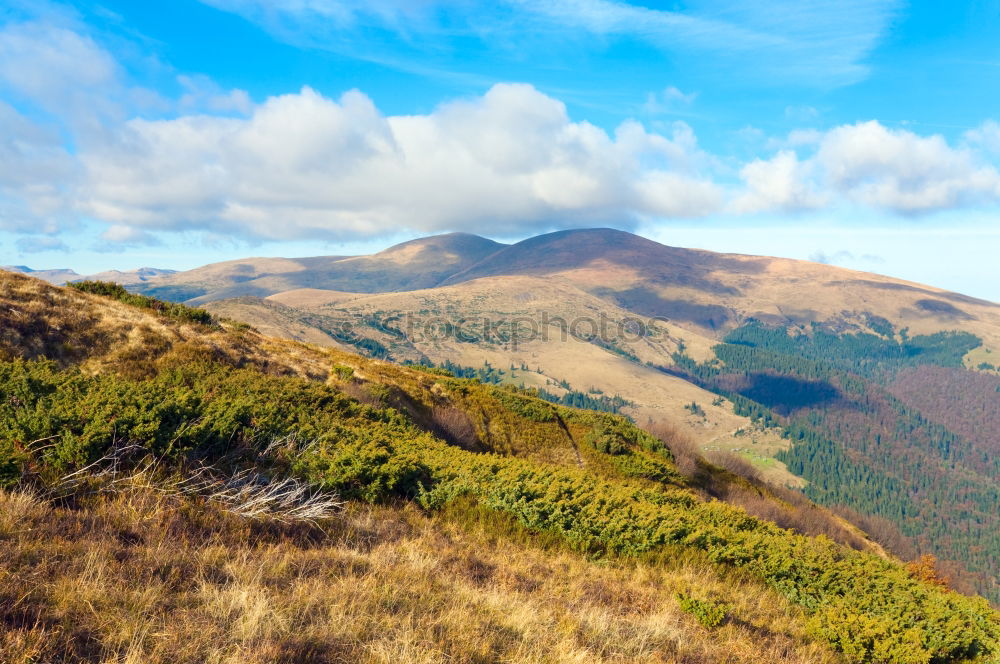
(69, 280), (216, 327)
(677, 593), (730, 629)
(407, 364), (455, 377)
(331, 364), (355, 381)
(491, 388), (556, 422)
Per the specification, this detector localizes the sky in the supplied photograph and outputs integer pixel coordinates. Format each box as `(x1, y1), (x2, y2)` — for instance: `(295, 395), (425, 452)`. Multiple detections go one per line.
(1, 0), (1000, 300)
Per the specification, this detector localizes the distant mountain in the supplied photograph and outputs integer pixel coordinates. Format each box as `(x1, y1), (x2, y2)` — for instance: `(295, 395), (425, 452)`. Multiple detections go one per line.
(134, 228), (1000, 341)
(1, 265), (80, 285)
(131, 232), (506, 303)
(81, 267), (177, 285)
(1, 265), (176, 287)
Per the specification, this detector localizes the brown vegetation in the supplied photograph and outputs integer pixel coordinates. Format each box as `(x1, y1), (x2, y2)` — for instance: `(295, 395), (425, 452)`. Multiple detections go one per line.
(0, 487), (845, 664)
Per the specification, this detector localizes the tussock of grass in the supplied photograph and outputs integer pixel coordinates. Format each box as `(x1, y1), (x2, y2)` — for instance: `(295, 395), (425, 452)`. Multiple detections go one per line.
(0, 487), (845, 664)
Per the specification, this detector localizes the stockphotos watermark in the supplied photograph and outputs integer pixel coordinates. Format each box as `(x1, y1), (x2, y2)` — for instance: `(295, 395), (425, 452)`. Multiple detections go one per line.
(331, 311), (673, 350)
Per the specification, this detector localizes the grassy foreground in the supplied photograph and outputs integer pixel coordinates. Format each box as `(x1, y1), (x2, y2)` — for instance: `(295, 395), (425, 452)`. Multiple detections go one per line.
(0, 487), (843, 664)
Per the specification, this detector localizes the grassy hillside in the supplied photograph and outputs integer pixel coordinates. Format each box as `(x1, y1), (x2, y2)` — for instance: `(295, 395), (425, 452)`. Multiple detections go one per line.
(1, 489), (845, 664)
(2, 271), (1000, 664)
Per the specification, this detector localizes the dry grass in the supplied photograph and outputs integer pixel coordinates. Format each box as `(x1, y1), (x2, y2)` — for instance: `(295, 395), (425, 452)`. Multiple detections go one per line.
(0, 487), (845, 664)
(0, 270), (338, 382)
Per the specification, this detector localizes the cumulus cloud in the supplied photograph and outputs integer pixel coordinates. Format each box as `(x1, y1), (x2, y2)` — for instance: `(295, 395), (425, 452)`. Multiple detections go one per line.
(818, 121), (1000, 212)
(79, 83), (723, 240)
(731, 150), (827, 213)
(965, 120), (1000, 155)
(734, 121), (1000, 215)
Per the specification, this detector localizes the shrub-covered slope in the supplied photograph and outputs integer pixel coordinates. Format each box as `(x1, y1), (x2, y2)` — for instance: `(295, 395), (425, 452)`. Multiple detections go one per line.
(2, 271), (999, 664)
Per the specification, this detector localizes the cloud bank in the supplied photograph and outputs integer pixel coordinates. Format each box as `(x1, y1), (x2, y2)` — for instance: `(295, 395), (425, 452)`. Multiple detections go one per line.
(80, 84), (722, 240)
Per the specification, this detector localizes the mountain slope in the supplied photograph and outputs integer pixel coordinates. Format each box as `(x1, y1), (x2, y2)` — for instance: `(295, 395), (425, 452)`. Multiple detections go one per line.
(3, 270), (998, 664)
(442, 228), (1000, 345)
(208, 276), (797, 482)
(132, 227), (1000, 350)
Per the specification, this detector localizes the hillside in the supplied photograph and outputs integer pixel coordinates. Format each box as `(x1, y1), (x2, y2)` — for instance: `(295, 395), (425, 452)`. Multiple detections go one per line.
(120, 229), (1000, 603)
(3, 270), (999, 663)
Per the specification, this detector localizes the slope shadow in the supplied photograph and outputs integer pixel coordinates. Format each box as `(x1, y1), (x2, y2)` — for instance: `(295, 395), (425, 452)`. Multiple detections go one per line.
(717, 372), (843, 416)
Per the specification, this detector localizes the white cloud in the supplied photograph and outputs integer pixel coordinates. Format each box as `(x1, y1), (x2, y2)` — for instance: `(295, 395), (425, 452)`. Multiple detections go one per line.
(2, 15), (1000, 243)
(965, 120), (1000, 155)
(817, 121), (1000, 212)
(0, 20), (252, 133)
(734, 121), (1000, 215)
(731, 150), (827, 213)
(15, 236), (69, 253)
(0, 21), (124, 131)
(0, 101), (78, 232)
(99, 224), (160, 247)
(79, 83), (722, 240)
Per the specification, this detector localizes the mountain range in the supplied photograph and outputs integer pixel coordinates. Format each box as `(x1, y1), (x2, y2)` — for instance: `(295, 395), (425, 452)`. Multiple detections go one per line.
(1, 265), (176, 286)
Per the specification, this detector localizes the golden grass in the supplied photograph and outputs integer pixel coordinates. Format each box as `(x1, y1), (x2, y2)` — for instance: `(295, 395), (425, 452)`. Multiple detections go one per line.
(0, 487), (845, 664)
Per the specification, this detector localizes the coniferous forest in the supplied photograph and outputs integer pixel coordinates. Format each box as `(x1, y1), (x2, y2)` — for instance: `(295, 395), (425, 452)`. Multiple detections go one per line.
(669, 320), (1000, 602)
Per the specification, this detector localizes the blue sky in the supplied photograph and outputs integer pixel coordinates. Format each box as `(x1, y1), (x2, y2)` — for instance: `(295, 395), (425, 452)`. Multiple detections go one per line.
(1, 0), (1000, 299)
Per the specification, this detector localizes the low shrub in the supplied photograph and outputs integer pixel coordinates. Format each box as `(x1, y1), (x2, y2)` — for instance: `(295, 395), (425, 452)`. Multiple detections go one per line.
(677, 593), (730, 629)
